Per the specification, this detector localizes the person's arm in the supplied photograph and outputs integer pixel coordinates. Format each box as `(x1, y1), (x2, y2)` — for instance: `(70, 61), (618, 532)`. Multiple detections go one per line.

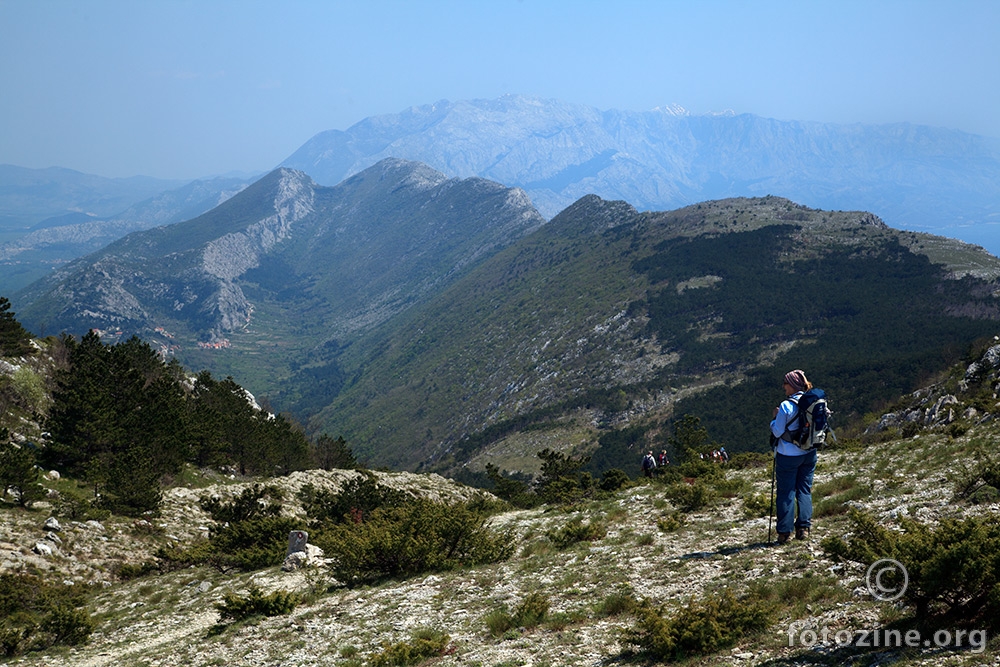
(771, 400), (793, 438)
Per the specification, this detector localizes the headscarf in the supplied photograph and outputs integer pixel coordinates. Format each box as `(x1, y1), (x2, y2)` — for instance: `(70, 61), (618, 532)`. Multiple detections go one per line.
(784, 369), (809, 393)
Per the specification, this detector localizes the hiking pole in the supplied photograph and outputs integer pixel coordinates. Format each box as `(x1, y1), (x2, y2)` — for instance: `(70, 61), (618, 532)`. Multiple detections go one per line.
(767, 450), (776, 544)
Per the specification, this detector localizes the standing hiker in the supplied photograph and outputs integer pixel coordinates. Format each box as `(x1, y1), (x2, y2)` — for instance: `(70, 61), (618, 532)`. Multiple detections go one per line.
(770, 369), (818, 544)
(641, 451), (657, 478)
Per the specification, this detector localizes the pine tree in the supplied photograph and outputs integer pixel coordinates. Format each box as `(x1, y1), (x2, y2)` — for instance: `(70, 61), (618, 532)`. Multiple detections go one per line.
(44, 333), (189, 513)
(0, 297), (34, 358)
(312, 434), (357, 470)
(0, 431), (44, 508)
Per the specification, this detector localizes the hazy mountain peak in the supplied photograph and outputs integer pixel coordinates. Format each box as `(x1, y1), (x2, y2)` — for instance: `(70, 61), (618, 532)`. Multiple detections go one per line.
(652, 103), (689, 116)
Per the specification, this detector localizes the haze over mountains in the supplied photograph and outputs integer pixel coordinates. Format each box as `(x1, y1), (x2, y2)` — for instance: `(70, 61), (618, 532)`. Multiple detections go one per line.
(281, 95), (1000, 248)
(12, 158), (1000, 473)
(3, 94), (1000, 292)
(0, 168), (252, 291)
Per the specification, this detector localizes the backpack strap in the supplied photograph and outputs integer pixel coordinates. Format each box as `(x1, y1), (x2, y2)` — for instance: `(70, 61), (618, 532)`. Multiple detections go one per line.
(779, 393), (803, 443)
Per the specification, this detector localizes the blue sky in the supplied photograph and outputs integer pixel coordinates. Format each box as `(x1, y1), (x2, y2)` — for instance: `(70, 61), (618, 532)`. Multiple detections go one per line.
(1, 0), (998, 180)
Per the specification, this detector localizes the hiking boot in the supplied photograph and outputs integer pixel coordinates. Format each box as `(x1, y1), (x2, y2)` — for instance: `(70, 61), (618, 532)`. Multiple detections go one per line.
(777, 532), (791, 545)
(795, 527), (810, 540)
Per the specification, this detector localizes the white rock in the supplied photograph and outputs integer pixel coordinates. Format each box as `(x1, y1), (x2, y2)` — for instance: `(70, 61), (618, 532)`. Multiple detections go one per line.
(33, 542), (53, 556)
(44, 517), (62, 532)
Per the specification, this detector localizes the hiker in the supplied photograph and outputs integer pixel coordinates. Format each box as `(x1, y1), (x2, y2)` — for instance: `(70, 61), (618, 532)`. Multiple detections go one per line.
(658, 450), (669, 468)
(770, 369), (818, 544)
(719, 446), (729, 462)
(641, 451), (657, 478)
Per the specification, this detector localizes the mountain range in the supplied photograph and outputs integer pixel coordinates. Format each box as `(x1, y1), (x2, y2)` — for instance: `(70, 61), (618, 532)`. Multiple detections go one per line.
(12, 158), (1000, 474)
(281, 95), (1000, 250)
(4, 95), (1000, 294)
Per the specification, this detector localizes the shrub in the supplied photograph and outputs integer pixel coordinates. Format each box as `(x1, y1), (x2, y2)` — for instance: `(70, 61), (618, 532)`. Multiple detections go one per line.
(204, 515), (300, 572)
(536, 448), (593, 504)
(115, 561), (160, 581)
(599, 468), (631, 492)
(0, 573), (93, 657)
(484, 592), (551, 637)
(9, 367), (48, 414)
(298, 474), (412, 525)
(200, 484), (284, 524)
(953, 451), (1000, 502)
(215, 585), (299, 623)
(656, 511), (684, 533)
(742, 492), (771, 519)
(594, 586), (640, 617)
(369, 628), (451, 667)
(315, 498), (514, 586)
(727, 451), (771, 469)
(160, 485), (298, 573)
(623, 589), (774, 661)
(663, 480), (716, 512)
(823, 509), (1000, 629)
(546, 517), (607, 549)
(484, 464), (539, 509)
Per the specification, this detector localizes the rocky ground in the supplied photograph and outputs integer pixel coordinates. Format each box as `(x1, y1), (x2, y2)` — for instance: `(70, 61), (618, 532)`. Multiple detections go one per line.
(3, 424), (1000, 667)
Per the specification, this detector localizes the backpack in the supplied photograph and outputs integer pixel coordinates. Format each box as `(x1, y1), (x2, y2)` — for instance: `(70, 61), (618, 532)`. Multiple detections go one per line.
(785, 388), (833, 450)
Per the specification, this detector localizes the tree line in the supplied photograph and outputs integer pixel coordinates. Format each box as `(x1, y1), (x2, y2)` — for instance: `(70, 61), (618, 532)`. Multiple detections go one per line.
(2, 317), (355, 516)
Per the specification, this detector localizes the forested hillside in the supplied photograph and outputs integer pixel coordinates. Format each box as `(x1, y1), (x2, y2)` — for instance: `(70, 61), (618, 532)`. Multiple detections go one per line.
(1, 307), (351, 518)
(303, 195), (1000, 473)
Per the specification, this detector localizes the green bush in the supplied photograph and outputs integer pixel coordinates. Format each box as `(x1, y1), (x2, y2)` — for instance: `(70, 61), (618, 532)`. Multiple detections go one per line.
(484, 592), (551, 637)
(823, 509), (1000, 629)
(953, 452), (1000, 502)
(215, 585), (299, 623)
(205, 515), (300, 572)
(298, 474), (412, 525)
(656, 511), (685, 533)
(315, 498), (514, 586)
(663, 480), (716, 512)
(546, 517), (607, 549)
(599, 468), (631, 492)
(623, 589), (774, 661)
(594, 586), (640, 617)
(742, 492), (771, 519)
(0, 573), (94, 657)
(369, 628), (451, 667)
(159, 485), (298, 573)
(200, 484), (284, 524)
(727, 451), (771, 469)
(484, 464), (540, 509)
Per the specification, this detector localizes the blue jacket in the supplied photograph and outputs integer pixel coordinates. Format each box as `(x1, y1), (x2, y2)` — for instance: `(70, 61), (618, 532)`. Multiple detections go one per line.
(771, 392), (810, 457)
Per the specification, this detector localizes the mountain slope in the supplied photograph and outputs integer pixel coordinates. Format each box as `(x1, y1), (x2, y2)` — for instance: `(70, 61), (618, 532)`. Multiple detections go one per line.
(6, 375), (1000, 666)
(301, 195), (1000, 470)
(12, 160), (546, 387)
(281, 95), (1000, 252)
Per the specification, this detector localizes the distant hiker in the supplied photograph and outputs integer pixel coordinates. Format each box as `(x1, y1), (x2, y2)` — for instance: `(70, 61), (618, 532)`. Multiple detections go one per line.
(641, 451), (657, 478)
(658, 450), (669, 468)
(770, 369), (818, 544)
(719, 446), (729, 462)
